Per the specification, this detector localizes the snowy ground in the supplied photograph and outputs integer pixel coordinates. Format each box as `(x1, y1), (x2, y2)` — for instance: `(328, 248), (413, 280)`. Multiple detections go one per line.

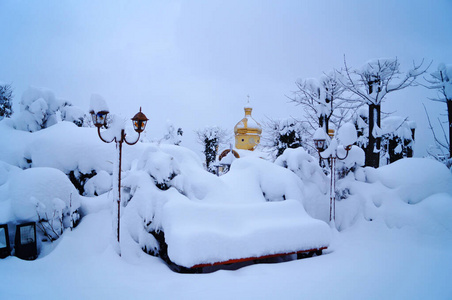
(0, 117), (451, 299)
(1, 209), (451, 299)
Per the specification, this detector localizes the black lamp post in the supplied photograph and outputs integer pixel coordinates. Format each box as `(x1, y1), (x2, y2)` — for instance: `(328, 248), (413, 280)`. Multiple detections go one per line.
(90, 107), (148, 255)
(313, 128), (353, 224)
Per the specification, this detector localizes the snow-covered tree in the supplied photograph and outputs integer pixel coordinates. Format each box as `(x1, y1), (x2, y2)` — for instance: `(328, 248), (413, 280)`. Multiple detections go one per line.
(426, 63), (452, 160)
(14, 86), (87, 131)
(263, 118), (309, 159)
(353, 108), (415, 165)
(290, 71), (346, 133)
(0, 83), (13, 120)
(161, 121), (183, 145)
(196, 126), (228, 173)
(380, 117), (415, 164)
(341, 57), (428, 168)
(59, 101), (86, 127)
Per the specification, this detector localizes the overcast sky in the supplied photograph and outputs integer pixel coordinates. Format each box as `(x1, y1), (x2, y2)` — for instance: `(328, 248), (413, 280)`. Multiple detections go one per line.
(0, 0), (451, 155)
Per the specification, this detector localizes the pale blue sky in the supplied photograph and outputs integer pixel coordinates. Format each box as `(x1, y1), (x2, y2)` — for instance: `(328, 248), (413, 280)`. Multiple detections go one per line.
(0, 0), (451, 154)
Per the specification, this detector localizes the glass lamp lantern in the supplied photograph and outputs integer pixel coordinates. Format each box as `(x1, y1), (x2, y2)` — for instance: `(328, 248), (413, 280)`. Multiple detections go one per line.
(313, 138), (326, 152)
(313, 128), (328, 152)
(90, 110), (109, 128)
(131, 107), (149, 133)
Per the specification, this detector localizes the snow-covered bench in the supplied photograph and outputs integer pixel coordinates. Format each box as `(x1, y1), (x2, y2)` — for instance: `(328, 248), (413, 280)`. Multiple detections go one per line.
(160, 199), (331, 272)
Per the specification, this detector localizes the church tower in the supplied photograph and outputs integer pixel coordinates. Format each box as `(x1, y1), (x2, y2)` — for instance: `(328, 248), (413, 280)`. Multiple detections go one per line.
(234, 98), (262, 151)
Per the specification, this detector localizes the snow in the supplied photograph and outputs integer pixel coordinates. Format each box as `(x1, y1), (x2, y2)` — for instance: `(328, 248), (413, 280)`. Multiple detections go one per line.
(162, 199), (330, 268)
(244, 116), (261, 130)
(437, 63), (452, 99)
(83, 170), (111, 196)
(313, 127), (329, 141)
(89, 94), (109, 113)
(7, 167), (80, 223)
(0, 108), (452, 298)
(381, 116), (414, 140)
(364, 158), (452, 204)
(337, 122), (357, 146)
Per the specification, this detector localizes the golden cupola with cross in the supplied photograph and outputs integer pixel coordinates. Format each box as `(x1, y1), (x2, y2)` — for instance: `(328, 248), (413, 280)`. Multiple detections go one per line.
(234, 99), (262, 151)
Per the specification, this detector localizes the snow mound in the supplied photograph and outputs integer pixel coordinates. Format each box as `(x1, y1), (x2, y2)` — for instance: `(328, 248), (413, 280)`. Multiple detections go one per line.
(366, 158), (452, 204)
(222, 157), (305, 203)
(336, 158), (452, 231)
(7, 167), (80, 223)
(162, 199), (331, 268)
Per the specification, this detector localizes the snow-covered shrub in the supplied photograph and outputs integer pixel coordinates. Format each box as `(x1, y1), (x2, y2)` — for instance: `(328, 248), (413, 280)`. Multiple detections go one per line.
(262, 118), (308, 159)
(353, 109), (416, 166)
(335, 158), (452, 231)
(0, 83), (13, 120)
(59, 103), (87, 127)
(380, 116), (415, 164)
(13, 87), (61, 132)
(68, 168), (97, 195)
(12, 87), (87, 132)
(274, 148), (329, 221)
(5, 167), (81, 243)
(136, 145), (180, 190)
(161, 121), (183, 145)
(83, 170), (112, 196)
(120, 144), (191, 256)
(196, 126), (229, 173)
(223, 157), (305, 203)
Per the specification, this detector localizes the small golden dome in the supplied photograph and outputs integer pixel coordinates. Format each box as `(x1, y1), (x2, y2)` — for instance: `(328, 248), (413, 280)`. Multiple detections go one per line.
(234, 106), (262, 135)
(234, 104), (262, 151)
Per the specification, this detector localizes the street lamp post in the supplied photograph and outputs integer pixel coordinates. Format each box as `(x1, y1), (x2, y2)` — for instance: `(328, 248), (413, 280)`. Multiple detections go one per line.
(313, 128), (354, 224)
(90, 107), (148, 254)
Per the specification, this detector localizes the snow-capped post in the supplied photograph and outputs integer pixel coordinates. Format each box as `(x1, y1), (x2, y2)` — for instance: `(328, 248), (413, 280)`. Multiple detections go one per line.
(89, 95), (148, 256)
(313, 123), (357, 224)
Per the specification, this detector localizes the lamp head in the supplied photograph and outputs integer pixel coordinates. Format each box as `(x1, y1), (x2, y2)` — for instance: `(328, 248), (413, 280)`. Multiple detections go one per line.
(90, 110), (109, 128)
(131, 107), (148, 133)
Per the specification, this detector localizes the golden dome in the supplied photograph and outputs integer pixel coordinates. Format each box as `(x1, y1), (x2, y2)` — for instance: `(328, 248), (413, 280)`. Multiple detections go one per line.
(234, 106), (262, 135)
(234, 105), (262, 151)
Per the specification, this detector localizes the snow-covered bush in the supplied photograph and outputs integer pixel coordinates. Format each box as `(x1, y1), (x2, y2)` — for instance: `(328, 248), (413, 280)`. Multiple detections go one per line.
(84, 170), (112, 196)
(120, 144), (199, 255)
(12, 86), (87, 132)
(161, 121), (183, 145)
(136, 145), (180, 190)
(274, 148), (329, 221)
(353, 109), (415, 166)
(1, 166), (81, 243)
(262, 118), (308, 159)
(13, 87), (61, 132)
(335, 158), (452, 230)
(196, 126), (229, 173)
(0, 83), (13, 120)
(380, 116), (415, 164)
(59, 103), (87, 127)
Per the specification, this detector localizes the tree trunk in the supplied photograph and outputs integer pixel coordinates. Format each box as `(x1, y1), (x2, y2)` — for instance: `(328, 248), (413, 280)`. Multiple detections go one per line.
(448, 100), (452, 158)
(319, 114), (329, 134)
(366, 104), (381, 168)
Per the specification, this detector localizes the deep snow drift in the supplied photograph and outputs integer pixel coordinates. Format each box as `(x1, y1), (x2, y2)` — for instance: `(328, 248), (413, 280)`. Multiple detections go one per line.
(0, 119), (451, 299)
